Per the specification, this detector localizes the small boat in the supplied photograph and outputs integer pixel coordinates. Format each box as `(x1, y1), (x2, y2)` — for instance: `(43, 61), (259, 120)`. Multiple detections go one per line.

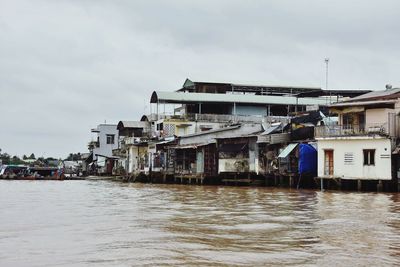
(0, 165), (28, 179)
(22, 167), (65, 180)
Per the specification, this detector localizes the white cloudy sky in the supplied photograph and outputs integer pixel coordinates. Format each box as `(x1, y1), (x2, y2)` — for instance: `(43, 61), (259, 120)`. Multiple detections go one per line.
(1, 0), (399, 158)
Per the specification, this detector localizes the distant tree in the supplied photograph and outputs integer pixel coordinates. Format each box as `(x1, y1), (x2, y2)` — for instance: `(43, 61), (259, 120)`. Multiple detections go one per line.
(0, 153), (10, 165)
(65, 153), (81, 161)
(23, 155), (28, 160)
(10, 155), (24, 165)
(29, 153), (36, 159)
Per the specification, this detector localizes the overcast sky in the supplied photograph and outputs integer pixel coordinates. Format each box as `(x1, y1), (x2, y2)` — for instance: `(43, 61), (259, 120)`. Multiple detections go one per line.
(1, 0), (399, 158)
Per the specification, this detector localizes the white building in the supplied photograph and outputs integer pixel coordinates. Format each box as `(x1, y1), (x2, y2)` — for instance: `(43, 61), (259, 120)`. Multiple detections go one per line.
(315, 88), (400, 181)
(90, 124), (119, 173)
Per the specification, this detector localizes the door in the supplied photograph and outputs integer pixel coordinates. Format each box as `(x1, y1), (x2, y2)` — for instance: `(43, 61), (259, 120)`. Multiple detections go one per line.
(324, 150), (334, 176)
(196, 150), (204, 174)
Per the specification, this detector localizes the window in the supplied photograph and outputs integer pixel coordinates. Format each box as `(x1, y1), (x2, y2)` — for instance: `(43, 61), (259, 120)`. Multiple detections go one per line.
(363, 149), (375, 166)
(342, 114), (354, 126)
(344, 152), (354, 165)
(106, 134), (115, 144)
(157, 123), (164, 131)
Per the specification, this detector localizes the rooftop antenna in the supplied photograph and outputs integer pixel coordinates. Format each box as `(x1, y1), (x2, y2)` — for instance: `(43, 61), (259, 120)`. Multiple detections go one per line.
(324, 58), (331, 104)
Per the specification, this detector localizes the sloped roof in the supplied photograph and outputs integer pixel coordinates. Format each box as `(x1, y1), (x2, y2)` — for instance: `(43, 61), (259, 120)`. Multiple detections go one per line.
(278, 143), (298, 158)
(179, 125), (241, 139)
(343, 88), (400, 102)
(117, 121), (149, 130)
(180, 78), (321, 91)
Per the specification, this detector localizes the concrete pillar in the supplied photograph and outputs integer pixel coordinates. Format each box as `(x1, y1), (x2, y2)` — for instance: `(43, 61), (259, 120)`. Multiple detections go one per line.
(377, 180), (383, 192)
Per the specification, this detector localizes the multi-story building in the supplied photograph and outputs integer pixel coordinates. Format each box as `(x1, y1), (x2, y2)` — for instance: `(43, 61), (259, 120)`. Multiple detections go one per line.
(315, 87), (400, 190)
(89, 124), (119, 174)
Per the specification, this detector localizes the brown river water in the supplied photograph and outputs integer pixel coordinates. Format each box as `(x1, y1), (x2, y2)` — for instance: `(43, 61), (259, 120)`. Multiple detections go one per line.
(1, 180), (400, 267)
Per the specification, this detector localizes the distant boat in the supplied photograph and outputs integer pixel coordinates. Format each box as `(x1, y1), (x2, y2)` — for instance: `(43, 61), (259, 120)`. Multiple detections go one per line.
(22, 167), (65, 180)
(0, 165), (28, 179)
(0, 165), (64, 180)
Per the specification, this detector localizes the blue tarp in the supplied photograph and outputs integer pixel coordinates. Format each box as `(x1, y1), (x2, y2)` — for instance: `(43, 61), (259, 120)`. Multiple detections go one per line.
(298, 144), (317, 175)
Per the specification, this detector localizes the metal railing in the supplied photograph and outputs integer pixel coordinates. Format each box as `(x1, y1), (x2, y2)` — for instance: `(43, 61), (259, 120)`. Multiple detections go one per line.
(148, 113), (291, 124)
(315, 123), (390, 138)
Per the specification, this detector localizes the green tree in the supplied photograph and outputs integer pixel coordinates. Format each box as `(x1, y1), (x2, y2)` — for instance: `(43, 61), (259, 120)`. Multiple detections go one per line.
(29, 153), (36, 159)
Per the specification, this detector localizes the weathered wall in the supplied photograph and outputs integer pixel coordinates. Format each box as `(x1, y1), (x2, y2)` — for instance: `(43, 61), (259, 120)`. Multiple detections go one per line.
(366, 108), (393, 125)
(317, 137), (392, 180)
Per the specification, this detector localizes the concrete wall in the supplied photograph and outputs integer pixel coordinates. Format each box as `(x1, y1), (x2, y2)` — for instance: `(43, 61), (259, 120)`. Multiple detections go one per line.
(219, 158), (250, 173)
(161, 121), (224, 137)
(317, 137), (392, 180)
(92, 124), (119, 161)
(366, 108), (393, 125)
(127, 145), (148, 174)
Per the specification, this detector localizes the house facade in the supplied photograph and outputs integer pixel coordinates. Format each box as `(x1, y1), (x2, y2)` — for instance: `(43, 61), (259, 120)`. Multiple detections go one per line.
(315, 88), (400, 184)
(89, 124), (119, 174)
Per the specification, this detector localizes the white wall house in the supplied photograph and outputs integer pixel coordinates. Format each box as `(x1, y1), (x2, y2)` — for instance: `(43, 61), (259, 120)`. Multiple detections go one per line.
(317, 137), (392, 180)
(91, 124), (119, 165)
(315, 88), (400, 181)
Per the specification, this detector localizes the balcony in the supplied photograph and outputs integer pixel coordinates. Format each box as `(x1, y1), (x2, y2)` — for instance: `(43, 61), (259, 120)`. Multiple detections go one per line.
(148, 113), (290, 124)
(88, 141), (99, 149)
(315, 123), (392, 138)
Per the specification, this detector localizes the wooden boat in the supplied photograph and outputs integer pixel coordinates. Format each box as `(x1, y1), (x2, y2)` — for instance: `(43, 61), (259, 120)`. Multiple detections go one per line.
(0, 165), (28, 179)
(21, 167), (65, 180)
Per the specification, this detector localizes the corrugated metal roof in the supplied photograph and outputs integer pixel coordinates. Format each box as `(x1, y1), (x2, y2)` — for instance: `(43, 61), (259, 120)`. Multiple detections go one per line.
(343, 88), (400, 102)
(260, 123), (284, 136)
(278, 143), (298, 158)
(151, 91), (331, 106)
(117, 121), (149, 129)
(172, 141), (216, 149)
(330, 99), (397, 108)
(181, 78), (321, 91)
(179, 125), (241, 139)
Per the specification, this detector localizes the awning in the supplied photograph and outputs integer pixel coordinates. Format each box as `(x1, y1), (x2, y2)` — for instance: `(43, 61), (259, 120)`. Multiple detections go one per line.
(260, 123), (282, 136)
(84, 152), (93, 163)
(278, 143), (298, 158)
(95, 154), (120, 160)
(172, 141), (216, 150)
(330, 106), (365, 114)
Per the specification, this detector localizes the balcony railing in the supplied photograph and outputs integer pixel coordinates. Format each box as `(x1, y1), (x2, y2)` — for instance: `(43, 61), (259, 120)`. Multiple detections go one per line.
(315, 123), (391, 138)
(148, 113), (291, 124)
(88, 141), (99, 148)
(194, 113), (264, 123)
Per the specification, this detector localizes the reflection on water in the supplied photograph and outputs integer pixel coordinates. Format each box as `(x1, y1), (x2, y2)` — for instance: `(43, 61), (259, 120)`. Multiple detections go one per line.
(0, 180), (400, 266)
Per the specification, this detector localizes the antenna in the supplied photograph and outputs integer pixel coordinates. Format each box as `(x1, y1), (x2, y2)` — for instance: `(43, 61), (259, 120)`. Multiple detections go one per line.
(324, 58), (331, 104)
(324, 58), (329, 90)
